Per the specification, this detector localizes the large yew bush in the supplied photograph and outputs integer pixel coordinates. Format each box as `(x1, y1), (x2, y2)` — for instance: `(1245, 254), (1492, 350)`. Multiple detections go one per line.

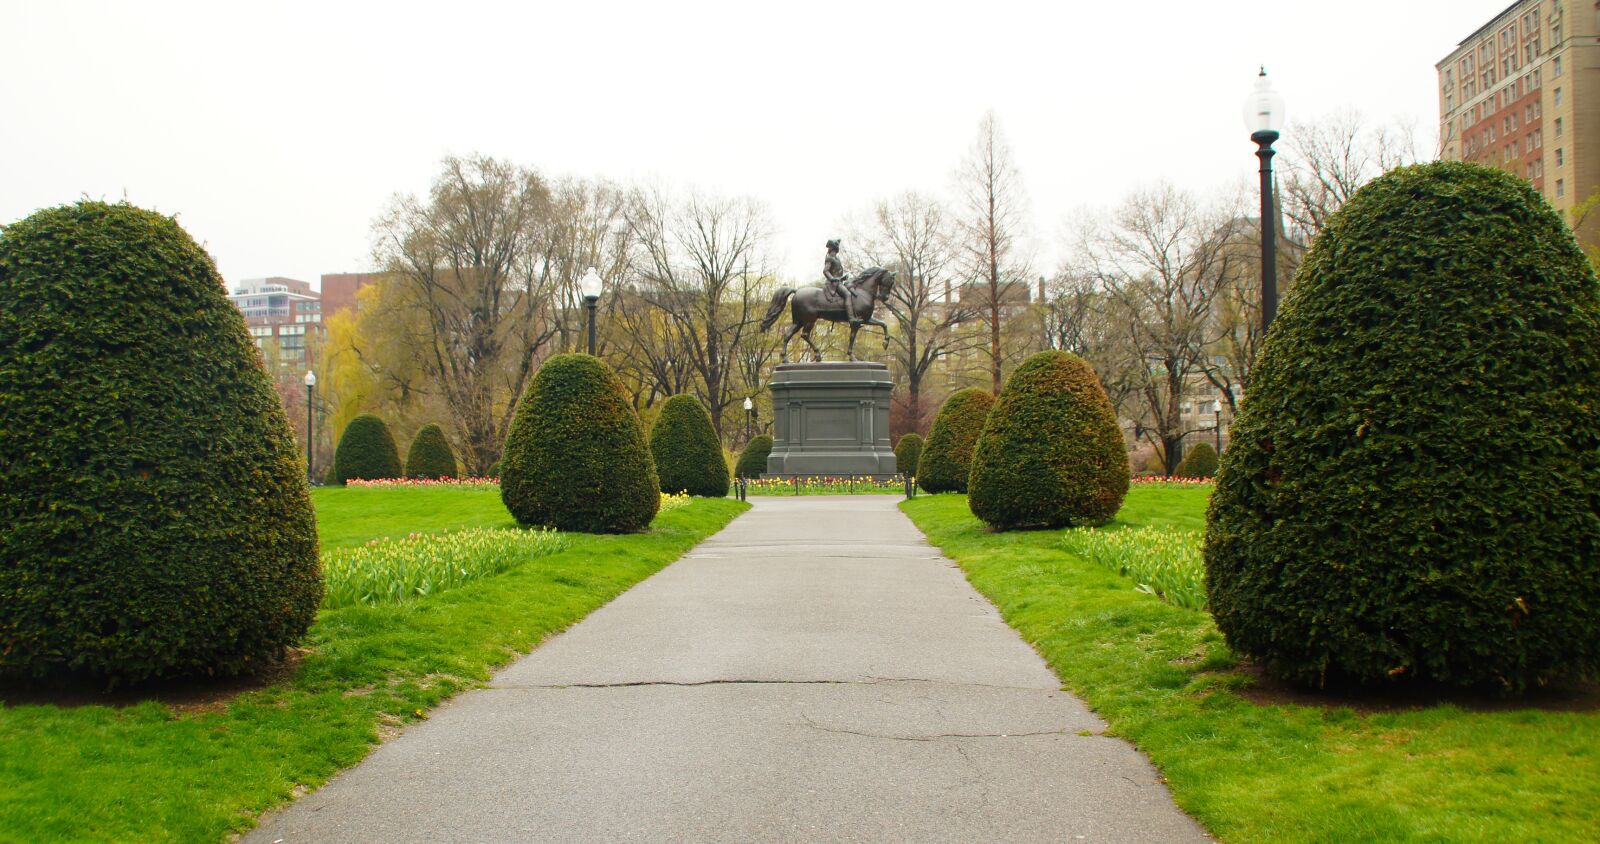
(332, 413), (402, 483)
(735, 435), (774, 479)
(968, 351), (1129, 530)
(405, 423), (458, 479)
(894, 433), (924, 479)
(650, 394), (729, 497)
(500, 354), (659, 532)
(0, 202), (321, 683)
(1205, 162), (1600, 692)
(918, 388), (994, 493)
(1175, 442), (1219, 479)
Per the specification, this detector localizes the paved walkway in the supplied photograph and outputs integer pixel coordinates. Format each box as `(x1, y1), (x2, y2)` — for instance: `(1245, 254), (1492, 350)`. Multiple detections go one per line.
(248, 497), (1208, 843)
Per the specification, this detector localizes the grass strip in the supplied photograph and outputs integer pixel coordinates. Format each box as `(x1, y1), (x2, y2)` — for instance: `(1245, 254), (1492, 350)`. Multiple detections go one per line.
(0, 495), (748, 843)
(903, 490), (1599, 843)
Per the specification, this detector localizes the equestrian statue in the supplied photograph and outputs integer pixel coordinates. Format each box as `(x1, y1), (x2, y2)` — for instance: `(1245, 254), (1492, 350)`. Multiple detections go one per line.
(759, 239), (896, 362)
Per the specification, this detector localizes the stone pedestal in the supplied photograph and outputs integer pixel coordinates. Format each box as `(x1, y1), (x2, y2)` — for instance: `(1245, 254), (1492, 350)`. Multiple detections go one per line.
(765, 362), (897, 476)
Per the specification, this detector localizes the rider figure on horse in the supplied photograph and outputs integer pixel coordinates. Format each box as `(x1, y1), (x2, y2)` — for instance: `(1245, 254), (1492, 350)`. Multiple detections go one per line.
(823, 239), (860, 327)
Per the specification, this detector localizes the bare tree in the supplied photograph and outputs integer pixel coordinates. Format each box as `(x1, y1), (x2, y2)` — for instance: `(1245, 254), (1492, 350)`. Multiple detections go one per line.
(1280, 110), (1420, 245)
(851, 192), (983, 434)
(1067, 183), (1240, 474)
(370, 154), (556, 474)
(624, 187), (775, 437)
(953, 111), (1031, 394)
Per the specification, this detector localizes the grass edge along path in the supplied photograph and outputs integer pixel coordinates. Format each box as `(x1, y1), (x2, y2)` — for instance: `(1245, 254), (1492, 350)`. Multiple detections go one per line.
(0, 497), (748, 843)
(902, 491), (1599, 843)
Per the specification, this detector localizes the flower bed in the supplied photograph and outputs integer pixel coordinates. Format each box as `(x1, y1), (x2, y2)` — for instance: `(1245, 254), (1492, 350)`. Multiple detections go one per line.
(744, 475), (907, 495)
(1060, 525), (1207, 610)
(321, 526), (569, 608)
(1130, 475), (1213, 486)
(344, 477), (500, 491)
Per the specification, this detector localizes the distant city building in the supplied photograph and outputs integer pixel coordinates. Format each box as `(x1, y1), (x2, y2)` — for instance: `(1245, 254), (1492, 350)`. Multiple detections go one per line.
(227, 277), (324, 369)
(320, 272), (386, 319)
(1437, 0), (1599, 245)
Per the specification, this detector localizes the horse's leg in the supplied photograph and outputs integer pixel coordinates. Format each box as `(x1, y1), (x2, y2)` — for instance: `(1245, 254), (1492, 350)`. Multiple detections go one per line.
(847, 322), (861, 361)
(803, 325), (823, 362)
(865, 317), (891, 349)
(781, 321), (803, 363)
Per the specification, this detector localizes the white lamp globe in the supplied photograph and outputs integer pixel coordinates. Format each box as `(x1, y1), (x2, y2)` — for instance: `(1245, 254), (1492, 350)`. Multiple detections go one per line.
(1243, 68), (1285, 136)
(579, 267), (603, 301)
(304, 370), (317, 388)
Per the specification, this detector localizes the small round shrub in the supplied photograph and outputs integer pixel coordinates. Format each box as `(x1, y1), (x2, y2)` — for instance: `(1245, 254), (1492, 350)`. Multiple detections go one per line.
(333, 414), (402, 483)
(1174, 442), (1218, 478)
(1205, 162), (1600, 692)
(894, 433), (924, 478)
(405, 423), (458, 479)
(968, 351), (1129, 530)
(736, 435), (774, 478)
(500, 354), (659, 532)
(918, 388), (995, 493)
(0, 201), (321, 683)
(649, 394), (729, 497)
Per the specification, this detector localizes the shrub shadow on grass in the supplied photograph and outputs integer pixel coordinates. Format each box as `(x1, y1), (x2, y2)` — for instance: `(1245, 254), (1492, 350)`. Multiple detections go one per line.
(1215, 659), (1600, 715)
(0, 648), (306, 714)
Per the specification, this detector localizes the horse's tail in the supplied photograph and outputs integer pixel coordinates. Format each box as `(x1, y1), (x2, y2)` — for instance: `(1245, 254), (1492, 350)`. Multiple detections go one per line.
(759, 287), (795, 331)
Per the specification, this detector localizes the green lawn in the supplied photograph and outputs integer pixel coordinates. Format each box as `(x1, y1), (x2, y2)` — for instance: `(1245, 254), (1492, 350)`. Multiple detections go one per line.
(903, 488), (1600, 844)
(0, 491), (747, 843)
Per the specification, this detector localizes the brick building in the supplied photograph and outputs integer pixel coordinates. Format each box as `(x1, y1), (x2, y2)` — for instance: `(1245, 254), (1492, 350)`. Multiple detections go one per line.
(227, 277), (324, 370)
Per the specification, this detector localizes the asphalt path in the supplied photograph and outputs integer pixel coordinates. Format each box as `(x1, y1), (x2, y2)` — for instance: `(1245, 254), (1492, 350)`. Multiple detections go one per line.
(247, 496), (1209, 843)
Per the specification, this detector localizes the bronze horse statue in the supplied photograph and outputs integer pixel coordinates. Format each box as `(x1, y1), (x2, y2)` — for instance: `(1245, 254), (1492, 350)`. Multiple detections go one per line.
(759, 267), (896, 362)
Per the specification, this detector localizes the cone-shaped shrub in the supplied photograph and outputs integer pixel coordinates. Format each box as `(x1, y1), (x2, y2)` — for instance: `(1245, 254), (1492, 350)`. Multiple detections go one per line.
(894, 433), (924, 478)
(968, 351), (1129, 530)
(736, 435), (774, 478)
(0, 201), (321, 683)
(1205, 162), (1600, 692)
(501, 354), (659, 532)
(918, 388), (994, 493)
(1175, 442), (1218, 478)
(649, 394), (729, 497)
(405, 423), (458, 479)
(333, 414), (402, 483)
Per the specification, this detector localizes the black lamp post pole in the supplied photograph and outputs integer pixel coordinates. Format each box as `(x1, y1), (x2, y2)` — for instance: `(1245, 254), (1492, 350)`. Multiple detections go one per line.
(1215, 407), (1222, 452)
(584, 295), (599, 355)
(306, 383), (315, 485)
(1253, 129), (1280, 333)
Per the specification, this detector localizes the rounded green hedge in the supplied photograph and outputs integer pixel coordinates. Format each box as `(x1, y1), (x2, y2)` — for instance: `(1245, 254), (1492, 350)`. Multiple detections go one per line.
(894, 433), (924, 479)
(0, 201), (321, 683)
(1205, 162), (1600, 692)
(405, 423), (458, 479)
(968, 351), (1129, 530)
(650, 394), (729, 497)
(333, 414), (402, 483)
(1175, 442), (1218, 478)
(736, 435), (774, 478)
(500, 354), (659, 532)
(918, 388), (995, 493)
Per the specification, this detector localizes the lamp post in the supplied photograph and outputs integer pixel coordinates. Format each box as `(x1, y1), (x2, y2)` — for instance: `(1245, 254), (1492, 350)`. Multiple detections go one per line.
(579, 267), (603, 355)
(303, 370), (317, 484)
(1215, 407), (1223, 452)
(1244, 67), (1285, 333)
(743, 396), (754, 443)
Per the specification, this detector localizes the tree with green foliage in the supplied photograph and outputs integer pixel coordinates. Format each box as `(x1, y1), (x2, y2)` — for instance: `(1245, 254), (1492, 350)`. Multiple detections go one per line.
(968, 351), (1129, 530)
(405, 423), (458, 479)
(1206, 162), (1600, 692)
(649, 394), (729, 497)
(1174, 442), (1218, 478)
(0, 201), (321, 683)
(736, 435), (774, 478)
(894, 433), (924, 478)
(333, 414), (403, 483)
(917, 388), (995, 493)
(501, 354), (659, 532)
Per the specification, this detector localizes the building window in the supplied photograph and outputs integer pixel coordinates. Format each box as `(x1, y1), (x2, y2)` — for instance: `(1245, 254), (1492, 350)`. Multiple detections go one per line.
(1554, 87), (1562, 107)
(1555, 117), (1563, 137)
(1557, 179), (1566, 198)
(1554, 56), (1562, 76)
(1557, 148), (1565, 167)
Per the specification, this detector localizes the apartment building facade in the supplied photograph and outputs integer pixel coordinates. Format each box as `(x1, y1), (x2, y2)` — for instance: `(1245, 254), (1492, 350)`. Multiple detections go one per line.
(227, 277), (325, 370)
(1437, 0), (1600, 246)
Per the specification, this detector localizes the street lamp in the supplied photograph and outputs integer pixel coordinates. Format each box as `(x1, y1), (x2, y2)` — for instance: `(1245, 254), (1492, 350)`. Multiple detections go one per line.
(743, 396), (755, 443)
(1244, 67), (1285, 333)
(303, 370), (317, 485)
(579, 267), (603, 355)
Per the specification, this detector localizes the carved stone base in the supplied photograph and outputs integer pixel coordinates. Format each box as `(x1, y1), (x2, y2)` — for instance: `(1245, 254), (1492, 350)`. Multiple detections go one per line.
(765, 361), (897, 476)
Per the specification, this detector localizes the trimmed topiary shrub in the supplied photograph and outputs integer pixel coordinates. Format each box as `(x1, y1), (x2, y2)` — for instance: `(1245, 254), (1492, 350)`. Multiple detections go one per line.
(736, 435), (774, 478)
(918, 388), (995, 493)
(405, 423), (458, 479)
(1205, 162), (1600, 693)
(968, 351), (1129, 530)
(649, 394), (729, 497)
(333, 414), (403, 483)
(895, 433), (924, 478)
(501, 354), (659, 532)
(0, 201), (321, 683)
(1174, 442), (1218, 478)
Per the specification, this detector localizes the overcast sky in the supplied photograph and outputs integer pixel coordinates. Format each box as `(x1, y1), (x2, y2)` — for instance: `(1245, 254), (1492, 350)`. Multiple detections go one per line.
(2, 0), (1512, 287)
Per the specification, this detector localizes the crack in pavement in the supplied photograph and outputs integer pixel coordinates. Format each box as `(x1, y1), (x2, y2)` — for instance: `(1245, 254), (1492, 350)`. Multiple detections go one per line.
(489, 676), (1063, 692)
(797, 712), (1071, 743)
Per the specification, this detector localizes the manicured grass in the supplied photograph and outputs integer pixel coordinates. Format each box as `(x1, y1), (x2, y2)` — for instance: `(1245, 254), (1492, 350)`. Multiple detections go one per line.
(903, 488), (1600, 843)
(0, 493), (748, 843)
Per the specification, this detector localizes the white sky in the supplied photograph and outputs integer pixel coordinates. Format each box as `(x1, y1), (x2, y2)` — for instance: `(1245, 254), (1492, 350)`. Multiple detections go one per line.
(1, 0), (1512, 287)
